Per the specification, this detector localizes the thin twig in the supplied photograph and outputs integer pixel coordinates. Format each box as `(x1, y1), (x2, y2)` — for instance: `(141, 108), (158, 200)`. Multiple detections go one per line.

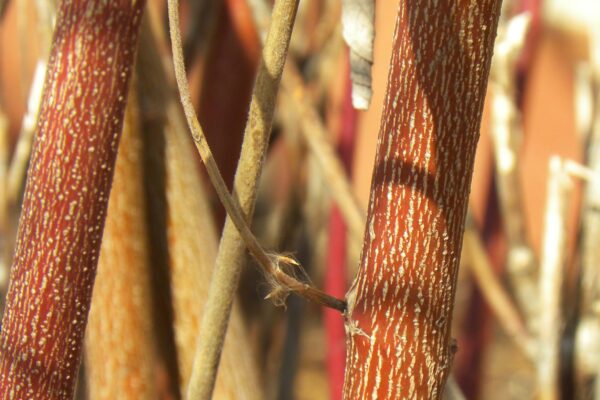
(585, 29), (600, 399)
(167, 0), (344, 311)
(463, 223), (536, 359)
(248, 0), (365, 249)
(167, 0), (345, 396)
(444, 376), (466, 400)
(490, 11), (539, 331)
(281, 66), (365, 248)
(7, 60), (46, 203)
(538, 156), (572, 400)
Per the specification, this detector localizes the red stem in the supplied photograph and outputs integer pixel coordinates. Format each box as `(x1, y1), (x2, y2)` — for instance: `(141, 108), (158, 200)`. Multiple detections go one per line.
(0, 1), (145, 398)
(342, 1), (502, 398)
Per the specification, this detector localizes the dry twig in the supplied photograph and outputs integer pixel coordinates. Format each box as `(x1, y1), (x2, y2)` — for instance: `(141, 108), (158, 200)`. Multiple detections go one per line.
(538, 157), (572, 400)
(490, 11), (539, 330)
(167, 0), (345, 397)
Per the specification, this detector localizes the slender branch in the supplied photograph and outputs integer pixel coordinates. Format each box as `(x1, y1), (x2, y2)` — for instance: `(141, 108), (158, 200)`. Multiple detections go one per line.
(538, 156), (572, 400)
(6, 60), (46, 203)
(463, 223), (536, 358)
(281, 67), (366, 249)
(167, 0), (345, 396)
(167, 0), (344, 311)
(490, 11), (539, 330)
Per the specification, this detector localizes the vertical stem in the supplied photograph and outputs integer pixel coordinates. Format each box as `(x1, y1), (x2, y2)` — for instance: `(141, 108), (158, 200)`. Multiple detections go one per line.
(342, 1), (501, 398)
(0, 1), (145, 398)
(180, 0), (300, 397)
(538, 157), (571, 400)
(490, 12), (537, 330)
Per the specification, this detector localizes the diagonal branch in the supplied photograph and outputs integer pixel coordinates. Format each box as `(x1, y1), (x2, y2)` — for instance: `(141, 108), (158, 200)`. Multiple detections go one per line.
(167, 0), (345, 397)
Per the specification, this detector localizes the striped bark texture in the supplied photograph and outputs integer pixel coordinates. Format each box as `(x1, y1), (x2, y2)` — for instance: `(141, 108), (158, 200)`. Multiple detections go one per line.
(85, 100), (157, 399)
(164, 108), (262, 400)
(0, 1), (145, 398)
(343, 1), (502, 398)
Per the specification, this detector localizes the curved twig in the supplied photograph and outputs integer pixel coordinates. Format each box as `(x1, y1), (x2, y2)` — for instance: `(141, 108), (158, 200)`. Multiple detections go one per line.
(166, 0), (345, 311)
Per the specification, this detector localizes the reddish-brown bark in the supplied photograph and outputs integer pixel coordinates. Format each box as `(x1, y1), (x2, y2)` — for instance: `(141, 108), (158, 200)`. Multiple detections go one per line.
(343, 1), (502, 398)
(0, 1), (145, 398)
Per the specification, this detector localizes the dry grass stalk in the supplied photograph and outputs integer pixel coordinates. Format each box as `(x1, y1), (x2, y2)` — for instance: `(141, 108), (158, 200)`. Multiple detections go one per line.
(85, 94), (158, 400)
(490, 11), (539, 330)
(6, 60), (46, 202)
(538, 156), (573, 400)
(462, 224), (535, 358)
(280, 66), (365, 253)
(135, 16), (264, 398)
(167, 0), (345, 397)
(579, 28), (600, 336)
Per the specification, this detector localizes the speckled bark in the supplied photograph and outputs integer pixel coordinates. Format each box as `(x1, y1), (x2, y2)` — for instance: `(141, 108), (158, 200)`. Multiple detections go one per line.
(0, 1), (145, 398)
(85, 100), (157, 399)
(343, 1), (502, 399)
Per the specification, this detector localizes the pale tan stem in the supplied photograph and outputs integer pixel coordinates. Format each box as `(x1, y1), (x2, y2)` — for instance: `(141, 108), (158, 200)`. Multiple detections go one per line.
(165, 102), (263, 400)
(538, 157), (572, 400)
(490, 12), (539, 331)
(589, 30), (600, 400)
(136, 15), (264, 397)
(167, 0), (344, 397)
(247, 0), (365, 250)
(280, 67), (366, 250)
(463, 225), (536, 359)
(168, 0), (344, 308)
(579, 28), (600, 337)
(6, 60), (46, 203)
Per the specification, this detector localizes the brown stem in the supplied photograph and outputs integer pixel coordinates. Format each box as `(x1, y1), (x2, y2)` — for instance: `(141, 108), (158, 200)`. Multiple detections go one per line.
(342, 1), (502, 398)
(0, 1), (145, 398)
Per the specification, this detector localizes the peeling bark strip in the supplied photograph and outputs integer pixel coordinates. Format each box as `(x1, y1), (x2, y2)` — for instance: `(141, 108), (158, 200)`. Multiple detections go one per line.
(0, 1), (145, 398)
(343, 1), (502, 399)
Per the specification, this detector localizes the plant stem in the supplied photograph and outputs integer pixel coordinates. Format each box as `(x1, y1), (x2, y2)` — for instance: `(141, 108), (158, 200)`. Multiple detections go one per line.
(538, 157), (571, 400)
(0, 1), (145, 398)
(342, 1), (502, 397)
(490, 11), (538, 331)
(167, 0), (345, 397)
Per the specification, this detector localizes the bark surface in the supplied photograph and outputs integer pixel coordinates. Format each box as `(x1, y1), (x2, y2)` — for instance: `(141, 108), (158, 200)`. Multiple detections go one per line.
(0, 1), (144, 398)
(343, 1), (502, 398)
